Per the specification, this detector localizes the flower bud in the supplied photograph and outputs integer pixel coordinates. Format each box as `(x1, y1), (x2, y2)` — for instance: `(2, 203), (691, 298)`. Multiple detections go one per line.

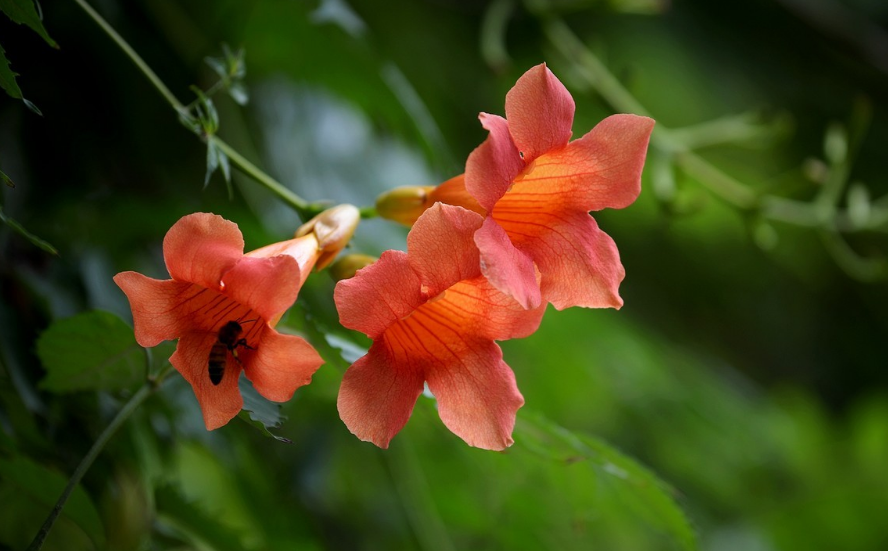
(375, 185), (435, 226)
(328, 254), (377, 281)
(296, 204), (361, 271)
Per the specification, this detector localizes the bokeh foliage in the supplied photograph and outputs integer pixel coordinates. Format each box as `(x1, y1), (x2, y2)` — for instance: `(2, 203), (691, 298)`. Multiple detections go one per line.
(2, 0), (888, 550)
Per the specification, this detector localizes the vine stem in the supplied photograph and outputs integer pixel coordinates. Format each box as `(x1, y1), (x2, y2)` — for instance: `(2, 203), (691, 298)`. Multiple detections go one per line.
(72, 0), (321, 218)
(26, 365), (174, 551)
(543, 16), (888, 233)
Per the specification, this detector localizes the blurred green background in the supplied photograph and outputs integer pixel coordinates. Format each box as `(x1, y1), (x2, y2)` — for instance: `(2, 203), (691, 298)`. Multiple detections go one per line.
(2, 0), (888, 549)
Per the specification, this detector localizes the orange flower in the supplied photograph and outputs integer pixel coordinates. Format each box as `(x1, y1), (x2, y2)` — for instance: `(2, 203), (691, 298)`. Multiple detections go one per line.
(114, 212), (329, 430)
(386, 64), (654, 311)
(334, 204), (546, 450)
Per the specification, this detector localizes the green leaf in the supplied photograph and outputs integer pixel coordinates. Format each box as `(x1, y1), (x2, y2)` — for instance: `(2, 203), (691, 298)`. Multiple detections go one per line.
(36, 310), (145, 393)
(0, 0), (58, 47)
(0, 455), (105, 547)
(0, 204), (58, 254)
(154, 485), (248, 551)
(0, 41), (22, 99)
(237, 377), (291, 443)
(514, 410), (698, 550)
(0, 42), (41, 113)
(204, 139), (219, 187)
(1, 168), (13, 187)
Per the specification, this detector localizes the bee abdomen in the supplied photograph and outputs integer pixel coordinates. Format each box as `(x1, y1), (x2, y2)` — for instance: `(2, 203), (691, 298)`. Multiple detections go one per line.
(208, 343), (227, 385)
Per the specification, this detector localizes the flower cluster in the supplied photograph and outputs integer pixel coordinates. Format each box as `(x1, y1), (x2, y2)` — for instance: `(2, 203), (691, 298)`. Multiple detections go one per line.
(115, 64), (653, 450)
(345, 64), (654, 449)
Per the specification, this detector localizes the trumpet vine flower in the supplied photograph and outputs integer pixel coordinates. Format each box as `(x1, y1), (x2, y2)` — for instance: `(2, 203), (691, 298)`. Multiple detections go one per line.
(114, 212), (354, 430)
(383, 64), (655, 310)
(335, 204), (546, 450)
(467, 64), (654, 310)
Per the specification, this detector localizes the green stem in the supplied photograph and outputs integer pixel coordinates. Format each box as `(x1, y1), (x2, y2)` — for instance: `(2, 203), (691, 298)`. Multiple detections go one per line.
(543, 15), (888, 234)
(26, 365), (174, 551)
(73, 0), (185, 113)
(211, 137), (312, 216)
(72, 0), (328, 217)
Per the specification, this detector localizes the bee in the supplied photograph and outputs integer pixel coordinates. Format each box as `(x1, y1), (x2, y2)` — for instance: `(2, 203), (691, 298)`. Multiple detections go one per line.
(208, 320), (256, 385)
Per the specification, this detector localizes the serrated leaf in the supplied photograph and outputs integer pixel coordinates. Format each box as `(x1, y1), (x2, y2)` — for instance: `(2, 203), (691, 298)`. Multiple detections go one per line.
(514, 411), (698, 551)
(0, 0), (57, 47)
(36, 310), (145, 393)
(0, 204), (57, 254)
(0, 41), (22, 99)
(0, 455), (105, 547)
(237, 377), (291, 443)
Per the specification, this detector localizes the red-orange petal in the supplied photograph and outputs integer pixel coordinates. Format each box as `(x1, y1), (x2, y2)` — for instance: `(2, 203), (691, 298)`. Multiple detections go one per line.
(246, 234), (320, 290)
(502, 209), (625, 310)
(221, 255), (302, 322)
(504, 63), (575, 164)
(516, 114), (654, 212)
(113, 273), (197, 347)
(171, 330), (244, 430)
(381, 299), (526, 450)
(465, 113), (524, 212)
(407, 204), (483, 298)
(337, 342), (425, 448)
(474, 217), (541, 310)
(163, 213), (244, 290)
(425, 339), (523, 450)
(427, 174), (486, 217)
(441, 277), (545, 342)
(243, 328), (324, 402)
(334, 250), (424, 339)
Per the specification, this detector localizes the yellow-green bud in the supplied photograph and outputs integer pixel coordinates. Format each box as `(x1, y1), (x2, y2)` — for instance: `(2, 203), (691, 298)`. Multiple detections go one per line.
(329, 254), (378, 281)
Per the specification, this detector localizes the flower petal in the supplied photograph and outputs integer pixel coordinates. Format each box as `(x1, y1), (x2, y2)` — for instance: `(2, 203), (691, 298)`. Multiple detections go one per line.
(171, 330), (244, 430)
(499, 209), (625, 310)
(407, 204), (483, 297)
(337, 342), (425, 448)
(465, 113), (524, 211)
(246, 233), (320, 290)
(113, 273), (197, 347)
(442, 277), (545, 342)
(221, 255), (302, 323)
(428, 174), (486, 217)
(243, 328), (324, 402)
(334, 250), (423, 339)
(424, 338), (523, 451)
(504, 63), (575, 163)
(389, 299), (525, 449)
(515, 114), (654, 211)
(474, 217), (541, 310)
(163, 213), (245, 289)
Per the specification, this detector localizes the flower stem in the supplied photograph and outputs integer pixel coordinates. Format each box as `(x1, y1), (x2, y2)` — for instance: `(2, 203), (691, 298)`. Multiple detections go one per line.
(71, 0), (340, 219)
(543, 15), (888, 233)
(73, 0), (185, 113)
(25, 365), (174, 551)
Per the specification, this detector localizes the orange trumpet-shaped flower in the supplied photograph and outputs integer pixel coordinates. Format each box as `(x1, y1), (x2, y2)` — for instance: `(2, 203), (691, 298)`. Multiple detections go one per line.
(334, 204), (546, 450)
(404, 65), (654, 310)
(114, 212), (325, 430)
(466, 63), (655, 310)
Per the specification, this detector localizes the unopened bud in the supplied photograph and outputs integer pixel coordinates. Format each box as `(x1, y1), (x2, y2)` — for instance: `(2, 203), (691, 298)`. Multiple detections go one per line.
(375, 185), (436, 226)
(296, 204), (361, 271)
(329, 254), (377, 281)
